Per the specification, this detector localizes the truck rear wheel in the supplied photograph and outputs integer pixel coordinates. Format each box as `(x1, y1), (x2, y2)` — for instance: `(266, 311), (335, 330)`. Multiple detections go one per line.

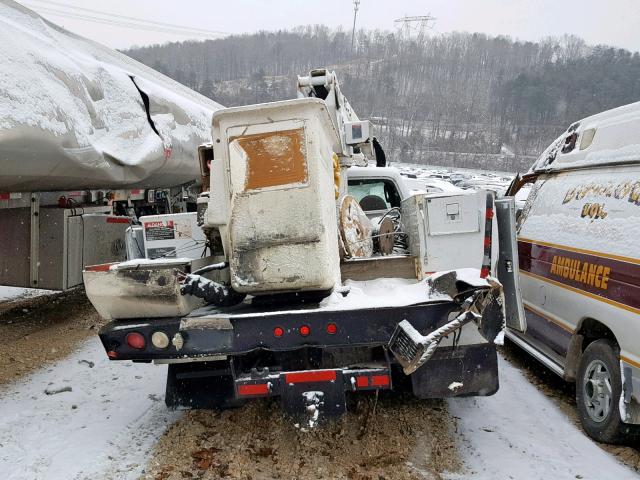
(576, 339), (626, 444)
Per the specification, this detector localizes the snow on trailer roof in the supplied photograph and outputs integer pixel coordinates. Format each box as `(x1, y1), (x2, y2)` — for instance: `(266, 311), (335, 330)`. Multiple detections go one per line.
(531, 101), (640, 173)
(0, 1), (222, 192)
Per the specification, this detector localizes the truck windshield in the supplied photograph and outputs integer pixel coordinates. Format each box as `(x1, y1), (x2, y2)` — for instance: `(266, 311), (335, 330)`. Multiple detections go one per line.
(348, 179), (401, 211)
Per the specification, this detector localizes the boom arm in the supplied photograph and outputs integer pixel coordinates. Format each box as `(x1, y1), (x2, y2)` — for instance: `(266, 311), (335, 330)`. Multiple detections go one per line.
(297, 69), (371, 166)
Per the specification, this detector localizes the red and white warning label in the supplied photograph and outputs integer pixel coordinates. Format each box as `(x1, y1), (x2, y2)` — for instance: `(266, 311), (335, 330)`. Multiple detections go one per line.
(144, 220), (175, 241)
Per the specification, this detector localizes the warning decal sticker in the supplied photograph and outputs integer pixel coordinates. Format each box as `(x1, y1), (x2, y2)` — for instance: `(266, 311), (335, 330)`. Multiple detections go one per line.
(144, 220), (175, 241)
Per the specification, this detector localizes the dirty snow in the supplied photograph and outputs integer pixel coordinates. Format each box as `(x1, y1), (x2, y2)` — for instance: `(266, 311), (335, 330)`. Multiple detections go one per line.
(0, 338), (178, 480)
(0, 285), (52, 302)
(448, 381), (464, 392)
(448, 355), (636, 480)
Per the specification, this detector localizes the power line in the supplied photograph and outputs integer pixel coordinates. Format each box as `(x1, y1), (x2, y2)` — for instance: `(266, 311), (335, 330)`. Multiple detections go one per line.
(27, 0), (229, 35)
(24, 0), (229, 38)
(29, 6), (224, 38)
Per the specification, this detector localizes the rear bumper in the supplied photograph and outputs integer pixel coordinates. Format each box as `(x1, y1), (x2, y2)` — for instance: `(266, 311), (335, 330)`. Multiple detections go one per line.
(98, 300), (499, 401)
(165, 343), (498, 417)
(98, 301), (459, 361)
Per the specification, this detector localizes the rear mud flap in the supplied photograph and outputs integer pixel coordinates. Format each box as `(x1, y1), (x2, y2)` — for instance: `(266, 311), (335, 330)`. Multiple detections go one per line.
(410, 344), (499, 398)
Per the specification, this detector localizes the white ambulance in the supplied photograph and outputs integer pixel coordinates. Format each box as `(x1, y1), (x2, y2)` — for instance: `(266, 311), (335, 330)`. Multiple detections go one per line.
(502, 101), (640, 443)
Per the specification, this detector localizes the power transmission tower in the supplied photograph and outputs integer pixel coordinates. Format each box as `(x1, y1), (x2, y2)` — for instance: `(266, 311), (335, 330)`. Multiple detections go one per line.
(394, 14), (436, 41)
(351, 0), (360, 52)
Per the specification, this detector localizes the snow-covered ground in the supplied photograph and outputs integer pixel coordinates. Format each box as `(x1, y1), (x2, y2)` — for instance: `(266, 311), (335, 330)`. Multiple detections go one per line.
(0, 338), (178, 480)
(448, 356), (637, 479)
(0, 286), (51, 302)
(0, 339), (636, 479)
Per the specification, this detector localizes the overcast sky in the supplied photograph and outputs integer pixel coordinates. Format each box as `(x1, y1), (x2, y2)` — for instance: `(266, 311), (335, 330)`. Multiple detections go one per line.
(21, 0), (640, 51)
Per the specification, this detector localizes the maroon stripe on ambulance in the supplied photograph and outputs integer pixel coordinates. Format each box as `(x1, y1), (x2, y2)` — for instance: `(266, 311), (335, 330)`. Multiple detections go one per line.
(517, 239), (640, 313)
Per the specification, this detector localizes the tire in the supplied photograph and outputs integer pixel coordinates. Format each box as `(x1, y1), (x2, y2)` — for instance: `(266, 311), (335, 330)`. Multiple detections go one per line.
(576, 339), (627, 444)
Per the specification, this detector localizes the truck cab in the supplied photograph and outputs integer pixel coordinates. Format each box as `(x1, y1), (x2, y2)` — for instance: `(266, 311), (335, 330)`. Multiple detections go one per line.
(346, 166), (410, 217)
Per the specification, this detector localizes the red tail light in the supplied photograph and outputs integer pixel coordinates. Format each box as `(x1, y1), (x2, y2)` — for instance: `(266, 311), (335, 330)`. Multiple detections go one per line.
(356, 376), (368, 387)
(371, 375), (390, 386)
(125, 332), (146, 350)
(238, 383), (269, 396)
(299, 325), (310, 337)
(326, 323), (337, 334)
(273, 326), (284, 338)
(285, 370), (336, 384)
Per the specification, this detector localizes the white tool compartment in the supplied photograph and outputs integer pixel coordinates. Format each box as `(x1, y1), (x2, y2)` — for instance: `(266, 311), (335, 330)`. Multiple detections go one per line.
(403, 190), (495, 275)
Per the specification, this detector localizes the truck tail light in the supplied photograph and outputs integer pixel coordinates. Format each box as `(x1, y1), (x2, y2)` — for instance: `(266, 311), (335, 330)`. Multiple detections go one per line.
(125, 332), (145, 350)
(353, 374), (390, 389)
(371, 375), (390, 386)
(238, 383), (270, 396)
(273, 326), (284, 338)
(326, 323), (337, 334)
(285, 370), (336, 384)
(299, 325), (310, 336)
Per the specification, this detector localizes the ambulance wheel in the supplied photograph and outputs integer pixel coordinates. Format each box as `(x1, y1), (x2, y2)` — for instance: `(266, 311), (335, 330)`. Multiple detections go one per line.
(576, 339), (626, 444)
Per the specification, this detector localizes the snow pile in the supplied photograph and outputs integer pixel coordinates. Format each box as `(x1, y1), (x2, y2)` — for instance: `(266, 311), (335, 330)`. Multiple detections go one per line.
(0, 0), (222, 192)
(0, 338), (178, 480)
(319, 277), (451, 311)
(0, 286), (52, 302)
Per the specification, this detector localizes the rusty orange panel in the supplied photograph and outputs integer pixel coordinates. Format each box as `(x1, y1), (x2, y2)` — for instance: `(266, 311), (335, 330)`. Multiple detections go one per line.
(234, 128), (308, 190)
